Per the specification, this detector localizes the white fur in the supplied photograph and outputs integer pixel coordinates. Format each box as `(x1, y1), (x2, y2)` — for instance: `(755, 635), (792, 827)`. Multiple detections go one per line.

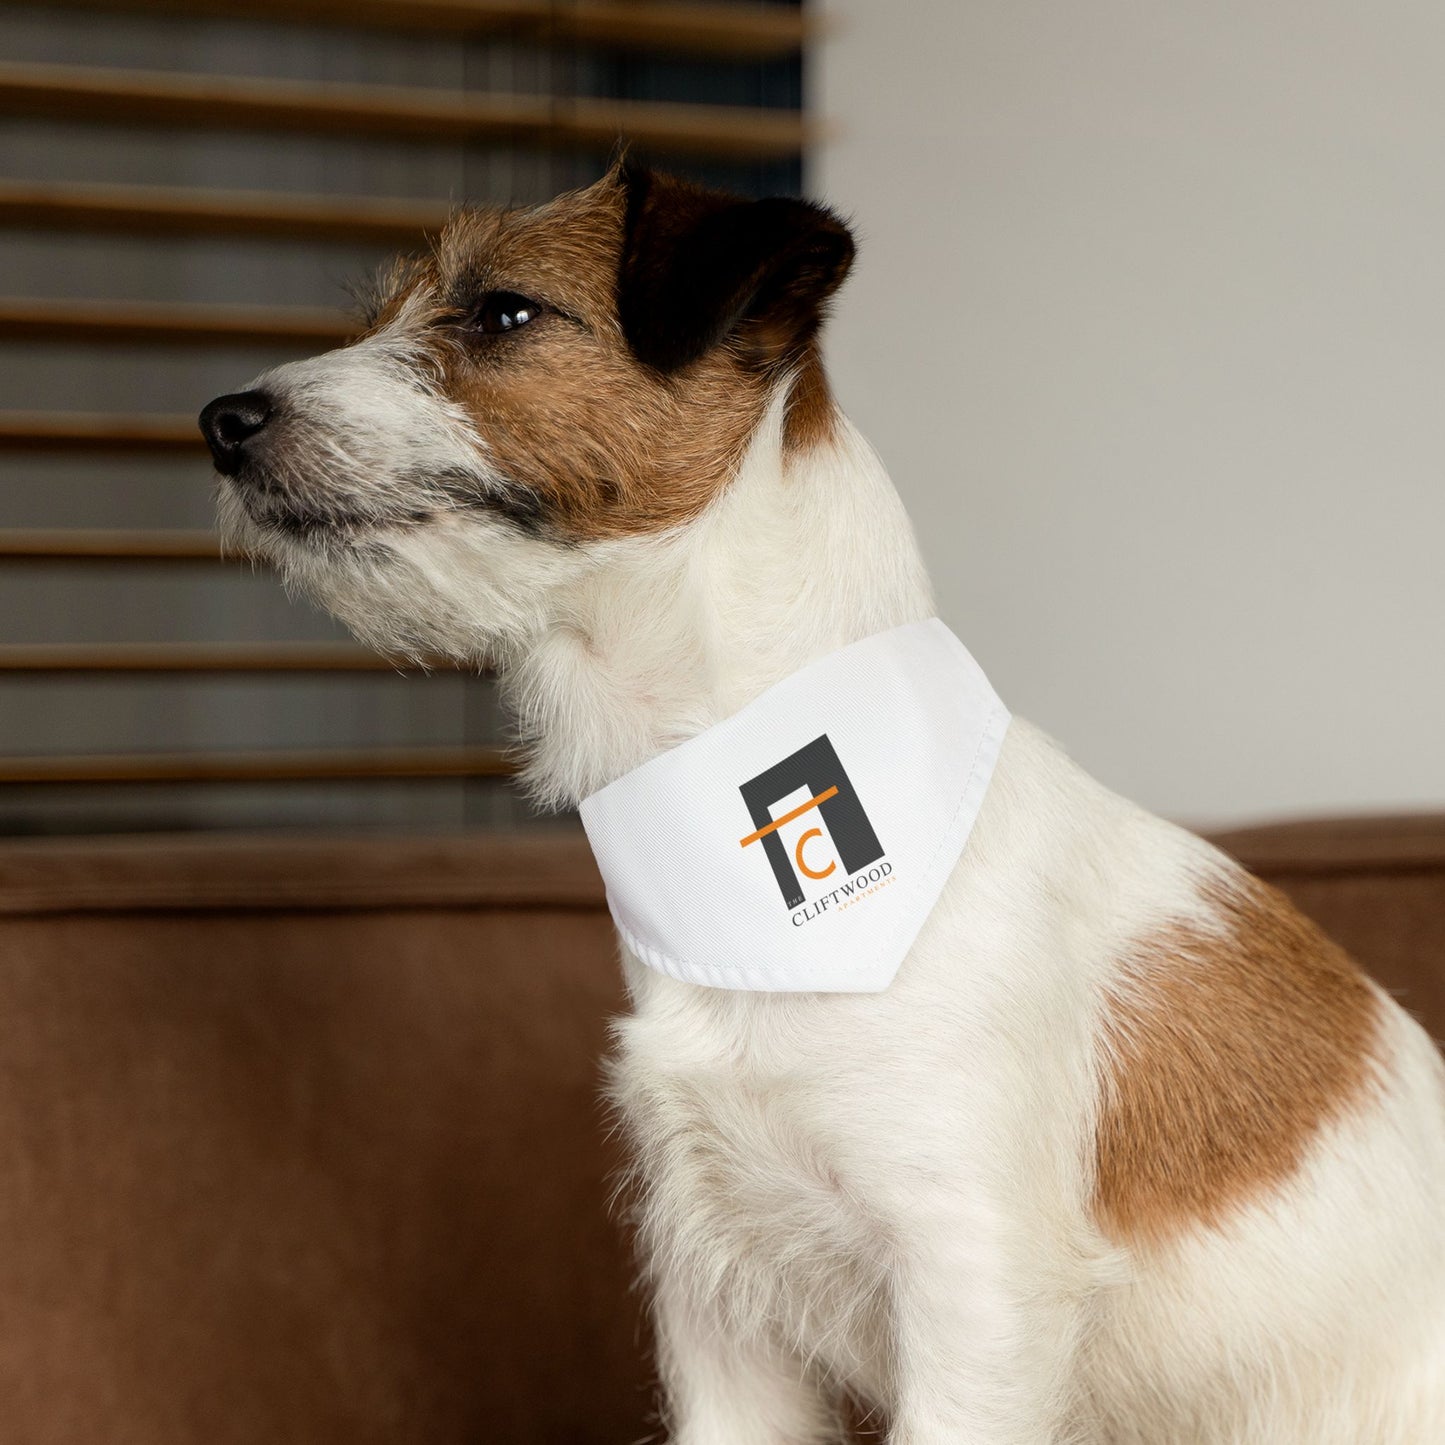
(220, 349), (1445, 1443)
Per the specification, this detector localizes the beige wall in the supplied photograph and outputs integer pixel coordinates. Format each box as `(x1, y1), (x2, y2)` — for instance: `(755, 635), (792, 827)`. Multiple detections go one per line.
(813, 0), (1445, 826)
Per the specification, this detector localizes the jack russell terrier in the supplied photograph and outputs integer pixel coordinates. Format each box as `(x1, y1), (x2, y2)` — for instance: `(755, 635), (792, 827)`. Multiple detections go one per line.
(200, 163), (1445, 1444)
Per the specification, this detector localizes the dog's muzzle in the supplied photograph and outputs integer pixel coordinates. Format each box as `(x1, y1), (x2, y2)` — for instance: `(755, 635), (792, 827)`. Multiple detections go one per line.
(199, 390), (274, 477)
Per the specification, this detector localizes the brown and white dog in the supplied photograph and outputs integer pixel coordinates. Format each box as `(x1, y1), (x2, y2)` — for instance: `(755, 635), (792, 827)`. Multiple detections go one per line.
(201, 164), (1445, 1444)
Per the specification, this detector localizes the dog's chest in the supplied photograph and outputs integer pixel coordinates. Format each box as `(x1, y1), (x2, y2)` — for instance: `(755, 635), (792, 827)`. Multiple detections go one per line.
(612, 986), (893, 1390)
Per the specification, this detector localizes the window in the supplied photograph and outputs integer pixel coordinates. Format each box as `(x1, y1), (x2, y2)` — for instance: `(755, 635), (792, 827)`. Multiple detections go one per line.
(0, 0), (808, 835)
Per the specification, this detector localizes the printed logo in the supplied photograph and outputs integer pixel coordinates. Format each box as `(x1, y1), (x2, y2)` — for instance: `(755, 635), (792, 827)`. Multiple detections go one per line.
(738, 735), (888, 921)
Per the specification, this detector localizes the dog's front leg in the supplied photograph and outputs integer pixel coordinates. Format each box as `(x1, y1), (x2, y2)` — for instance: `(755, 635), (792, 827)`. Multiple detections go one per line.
(885, 1195), (1089, 1445)
(653, 1276), (840, 1445)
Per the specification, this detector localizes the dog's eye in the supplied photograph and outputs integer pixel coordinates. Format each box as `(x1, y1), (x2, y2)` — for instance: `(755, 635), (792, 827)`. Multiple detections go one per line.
(471, 291), (544, 335)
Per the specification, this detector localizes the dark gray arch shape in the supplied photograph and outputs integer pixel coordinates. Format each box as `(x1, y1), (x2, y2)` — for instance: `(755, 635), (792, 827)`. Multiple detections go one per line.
(739, 734), (885, 909)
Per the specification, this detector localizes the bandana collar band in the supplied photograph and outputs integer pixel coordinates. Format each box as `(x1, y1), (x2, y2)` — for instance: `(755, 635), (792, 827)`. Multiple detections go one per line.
(579, 619), (1011, 993)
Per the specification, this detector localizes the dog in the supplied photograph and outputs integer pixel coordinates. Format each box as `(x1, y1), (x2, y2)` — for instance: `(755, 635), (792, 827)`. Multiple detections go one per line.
(200, 162), (1445, 1443)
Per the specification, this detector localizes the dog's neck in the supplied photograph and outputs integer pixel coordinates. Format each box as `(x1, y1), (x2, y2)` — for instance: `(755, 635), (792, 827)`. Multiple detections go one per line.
(505, 389), (936, 809)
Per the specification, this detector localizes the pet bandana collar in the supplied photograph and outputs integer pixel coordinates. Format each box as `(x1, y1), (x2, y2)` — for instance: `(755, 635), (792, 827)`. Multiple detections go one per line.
(578, 619), (1011, 994)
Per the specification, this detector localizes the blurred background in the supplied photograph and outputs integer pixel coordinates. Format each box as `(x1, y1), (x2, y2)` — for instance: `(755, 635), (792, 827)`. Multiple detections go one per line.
(0, 0), (802, 837)
(819, 0), (1445, 827)
(1, 0), (1441, 838)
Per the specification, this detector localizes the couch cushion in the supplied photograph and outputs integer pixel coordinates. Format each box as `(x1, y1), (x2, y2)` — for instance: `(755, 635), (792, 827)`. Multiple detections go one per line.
(0, 829), (645, 1445)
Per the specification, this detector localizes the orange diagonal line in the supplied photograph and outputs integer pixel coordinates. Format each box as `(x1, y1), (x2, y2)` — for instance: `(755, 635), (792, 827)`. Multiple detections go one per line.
(738, 785), (839, 848)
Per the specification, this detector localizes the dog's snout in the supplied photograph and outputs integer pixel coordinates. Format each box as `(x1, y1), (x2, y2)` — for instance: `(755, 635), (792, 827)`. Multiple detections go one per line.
(200, 390), (274, 476)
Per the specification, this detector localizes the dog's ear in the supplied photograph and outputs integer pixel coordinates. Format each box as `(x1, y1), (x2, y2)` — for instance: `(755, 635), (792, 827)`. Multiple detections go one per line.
(616, 162), (855, 374)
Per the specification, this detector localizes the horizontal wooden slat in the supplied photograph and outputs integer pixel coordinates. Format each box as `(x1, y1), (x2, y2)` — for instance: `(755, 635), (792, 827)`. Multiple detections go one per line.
(0, 62), (811, 162)
(515, 0), (809, 57)
(29, 0), (810, 59)
(0, 528), (220, 560)
(0, 831), (604, 916)
(0, 413), (203, 452)
(0, 745), (513, 784)
(0, 643), (419, 673)
(0, 179), (449, 245)
(0, 296), (353, 348)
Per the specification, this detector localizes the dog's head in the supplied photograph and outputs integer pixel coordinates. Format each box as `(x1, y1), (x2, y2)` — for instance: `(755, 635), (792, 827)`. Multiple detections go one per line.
(200, 163), (854, 661)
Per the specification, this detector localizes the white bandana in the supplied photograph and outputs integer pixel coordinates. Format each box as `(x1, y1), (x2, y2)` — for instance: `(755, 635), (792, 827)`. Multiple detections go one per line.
(578, 619), (1010, 993)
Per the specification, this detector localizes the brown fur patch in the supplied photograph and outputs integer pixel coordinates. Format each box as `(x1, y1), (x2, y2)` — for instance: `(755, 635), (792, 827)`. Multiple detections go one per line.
(1094, 872), (1382, 1246)
(366, 176), (793, 541)
(782, 344), (840, 456)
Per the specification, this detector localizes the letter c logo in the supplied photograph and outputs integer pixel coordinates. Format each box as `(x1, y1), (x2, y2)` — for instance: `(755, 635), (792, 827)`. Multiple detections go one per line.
(794, 827), (836, 881)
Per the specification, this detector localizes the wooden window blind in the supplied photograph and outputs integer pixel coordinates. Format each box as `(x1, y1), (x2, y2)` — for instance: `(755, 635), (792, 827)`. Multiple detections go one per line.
(0, 0), (810, 834)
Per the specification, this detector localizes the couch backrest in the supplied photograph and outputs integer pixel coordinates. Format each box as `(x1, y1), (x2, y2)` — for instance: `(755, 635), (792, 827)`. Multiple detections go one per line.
(0, 831), (644, 1445)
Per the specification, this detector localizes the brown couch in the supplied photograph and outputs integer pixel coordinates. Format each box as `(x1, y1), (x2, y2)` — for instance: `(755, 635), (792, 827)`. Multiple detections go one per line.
(0, 817), (1441, 1444)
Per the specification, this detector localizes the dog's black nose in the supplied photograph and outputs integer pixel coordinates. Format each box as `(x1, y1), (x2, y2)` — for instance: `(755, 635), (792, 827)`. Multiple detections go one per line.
(199, 390), (273, 475)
